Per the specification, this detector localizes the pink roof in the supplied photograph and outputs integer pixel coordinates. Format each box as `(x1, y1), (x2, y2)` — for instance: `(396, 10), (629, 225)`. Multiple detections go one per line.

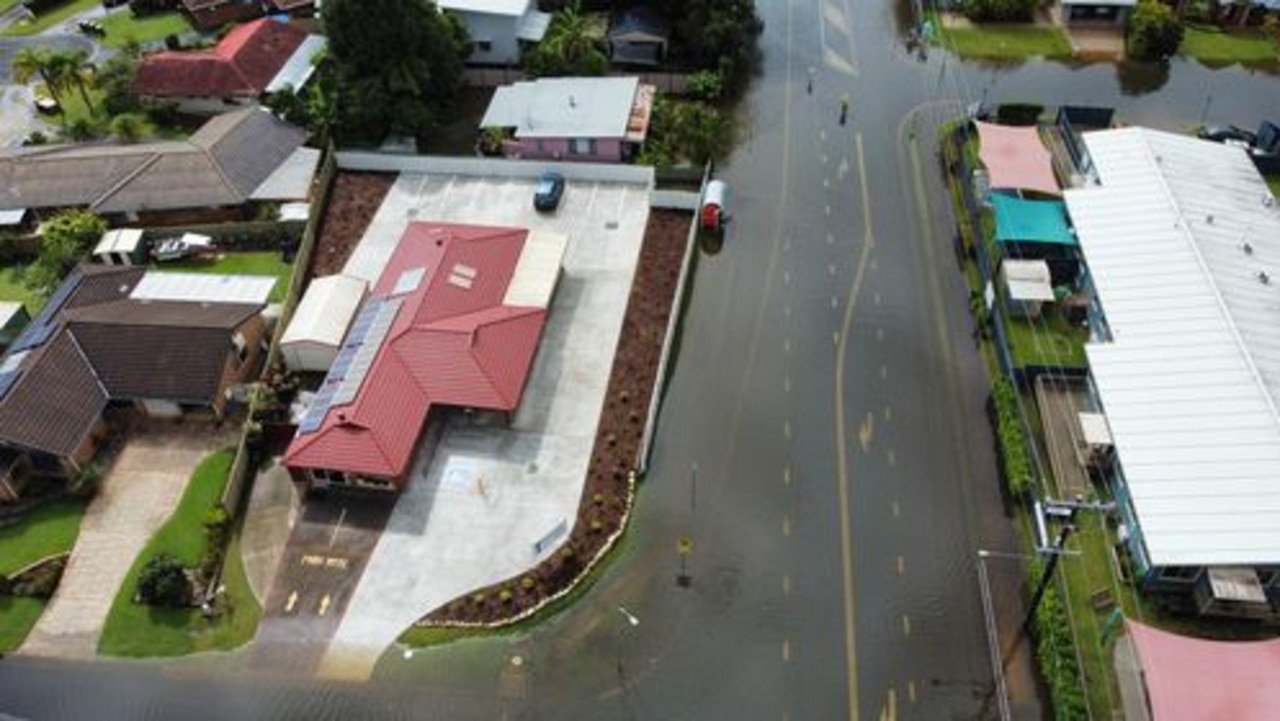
(133, 19), (307, 98)
(285, 223), (551, 482)
(1128, 619), (1280, 721)
(975, 121), (1061, 196)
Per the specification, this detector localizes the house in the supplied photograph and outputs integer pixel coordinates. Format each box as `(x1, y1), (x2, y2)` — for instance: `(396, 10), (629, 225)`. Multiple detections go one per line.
(1065, 127), (1280, 619)
(0, 107), (312, 226)
(133, 18), (325, 115)
(479, 77), (656, 163)
(438, 0), (551, 65)
(180, 0), (263, 31)
(279, 273), (367, 373)
(608, 6), (669, 67)
(285, 222), (568, 492)
(0, 265), (270, 502)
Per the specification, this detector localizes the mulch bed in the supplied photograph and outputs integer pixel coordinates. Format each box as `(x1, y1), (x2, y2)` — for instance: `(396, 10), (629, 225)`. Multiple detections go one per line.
(309, 172), (396, 278)
(423, 209), (694, 626)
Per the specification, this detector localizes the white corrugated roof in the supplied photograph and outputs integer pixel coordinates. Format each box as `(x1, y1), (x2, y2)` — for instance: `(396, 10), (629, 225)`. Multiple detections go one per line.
(251, 146), (321, 201)
(1001, 258), (1054, 301)
(438, 0), (529, 15)
(1069, 127), (1280, 567)
(281, 274), (367, 348)
(266, 35), (327, 94)
(504, 230), (567, 308)
(94, 228), (143, 255)
(516, 8), (551, 41)
(132, 272), (276, 304)
(480, 77), (639, 139)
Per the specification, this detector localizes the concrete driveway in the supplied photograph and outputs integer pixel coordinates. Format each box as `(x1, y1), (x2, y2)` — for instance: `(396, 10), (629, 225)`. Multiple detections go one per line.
(20, 421), (238, 659)
(318, 171), (650, 679)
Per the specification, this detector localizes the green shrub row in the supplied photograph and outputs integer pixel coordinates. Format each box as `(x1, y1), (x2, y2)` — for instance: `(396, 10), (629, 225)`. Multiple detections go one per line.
(992, 376), (1033, 497)
(1030, 562), (1089, 720)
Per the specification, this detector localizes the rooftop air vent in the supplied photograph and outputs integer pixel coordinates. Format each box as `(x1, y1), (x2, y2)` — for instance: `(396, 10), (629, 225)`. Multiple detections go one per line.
(1243, 242), (1254, 255)
(1259, 271), (1271, 286)
(1206, 214), (1215, 225)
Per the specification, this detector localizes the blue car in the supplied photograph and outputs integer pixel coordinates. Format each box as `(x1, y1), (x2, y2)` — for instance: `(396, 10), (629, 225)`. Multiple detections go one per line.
(534, 171), (565, 211)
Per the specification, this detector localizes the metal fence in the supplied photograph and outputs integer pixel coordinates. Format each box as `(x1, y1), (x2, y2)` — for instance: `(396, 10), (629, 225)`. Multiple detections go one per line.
(336, 151), (655, 186)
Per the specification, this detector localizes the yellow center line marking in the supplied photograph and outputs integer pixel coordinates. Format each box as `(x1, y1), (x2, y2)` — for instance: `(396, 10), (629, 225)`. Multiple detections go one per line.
(783, 516), (792, 536)
(783, 638), (792, 662)
(875, 327), (884, 342)
(892, 500), (901, 517)
(784, 375), (792, 393)
(784, 270), (791, 285)
(887, 448), (897, 467)
(826, 205), (832, 216)
(887, 687), (897, 721)
(873, 291), (880, 305)
(833, 131), (873, 721)
(901, 614), (911, 637)
(784, 420), (793, 439)
(897, 555), (905, 575)
(831, 295), (839, 309)
(883, 406), (892, 422)
(784, 338), (792, 353)
(907, 680), (917, 704)
(784, 465), (792, 486)
(880, 365), (887, 380)
(858, 412), (874, 452)
(783, 575), (792, 595)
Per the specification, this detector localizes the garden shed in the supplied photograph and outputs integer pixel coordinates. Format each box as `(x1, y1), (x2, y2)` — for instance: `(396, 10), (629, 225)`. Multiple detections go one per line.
(92, 228), (145, 266)
(999, 259), (1054, 319)
(280, 274), (367, 372)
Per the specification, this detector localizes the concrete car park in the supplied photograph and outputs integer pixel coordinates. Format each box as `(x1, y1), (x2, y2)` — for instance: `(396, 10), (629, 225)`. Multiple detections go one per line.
(311, 164), (651, 678)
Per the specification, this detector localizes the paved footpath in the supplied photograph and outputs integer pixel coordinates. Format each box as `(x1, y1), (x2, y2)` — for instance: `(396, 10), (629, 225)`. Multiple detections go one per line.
(20, 423), (236, 659)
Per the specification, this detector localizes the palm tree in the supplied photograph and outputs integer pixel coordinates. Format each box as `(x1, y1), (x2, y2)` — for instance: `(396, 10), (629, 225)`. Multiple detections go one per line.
(56, 49), (98, 115)
(109, 113), (150, 144)
(12, 46), (65, 108)
(538, 1), (607, 75)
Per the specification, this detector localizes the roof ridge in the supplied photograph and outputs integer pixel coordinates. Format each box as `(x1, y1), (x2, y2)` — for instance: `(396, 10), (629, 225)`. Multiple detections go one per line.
(198, 127), (248, 203)
(88, 150), (163, 210)
(60, 328), (107, 396)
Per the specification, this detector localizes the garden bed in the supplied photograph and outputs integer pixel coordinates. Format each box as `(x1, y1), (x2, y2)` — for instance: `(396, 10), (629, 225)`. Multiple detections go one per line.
(309, 172), (396, 278)
(409, 209), (693, 630)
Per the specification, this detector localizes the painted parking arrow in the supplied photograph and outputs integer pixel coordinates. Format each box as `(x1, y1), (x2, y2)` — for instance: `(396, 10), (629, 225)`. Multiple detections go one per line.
(285, 590), (298, 613)
(319, 594), (331, 616)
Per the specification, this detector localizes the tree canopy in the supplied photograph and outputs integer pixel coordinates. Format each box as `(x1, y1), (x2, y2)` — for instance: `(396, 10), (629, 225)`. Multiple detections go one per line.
(523, 2), (608, 77)
(26, 209), (106, 294)
(1128, 0), (1184, 61)
(659, 0), (762, 90)
(322, 0), (469, 146)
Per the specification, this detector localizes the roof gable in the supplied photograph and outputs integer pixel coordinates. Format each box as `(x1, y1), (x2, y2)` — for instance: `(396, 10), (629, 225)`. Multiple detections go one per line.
(133, 19), (307, 98)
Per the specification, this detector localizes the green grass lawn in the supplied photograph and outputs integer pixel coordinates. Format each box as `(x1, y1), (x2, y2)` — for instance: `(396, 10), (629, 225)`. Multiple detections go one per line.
(99, 449), (261, 657)
(0, 596), (47, 653)
(1002, 309), (1089, 368)
(0, 265), (45, 315)
(155, 252), (293, 303)
(0, 500), (88, 577)
(100, 10), (193, 49)
(1182, 24), (1279, 65)
(941, 24), (1073, 60)
(36, 82), (105, 131)
(1, 0), (101, 36)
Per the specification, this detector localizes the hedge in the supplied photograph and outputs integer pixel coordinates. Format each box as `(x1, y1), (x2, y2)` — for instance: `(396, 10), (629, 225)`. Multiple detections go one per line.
(992, 376), (1033, 497)
(1030, 561), (1089, 720)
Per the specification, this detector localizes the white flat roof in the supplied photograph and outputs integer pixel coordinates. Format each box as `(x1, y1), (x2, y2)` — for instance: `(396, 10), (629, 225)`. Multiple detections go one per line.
(94, 228), (143, 255)
(281, 273), (367, 348)
(0, 301), (24, 327)
(504, 230), (567, 308)
(1069, 127), (1280, 567)
(438, 0), (528, 15)
(480, 77), (639, 139)
(132, 272), (276, 304)
(251, 146), (321, 201)
(266, 35), (327, 94)
(0, 208), (26, 226)
(1002, 258), (1055, 301)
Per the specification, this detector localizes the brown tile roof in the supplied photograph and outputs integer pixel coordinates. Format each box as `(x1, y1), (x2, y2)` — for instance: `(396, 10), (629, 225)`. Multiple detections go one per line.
(0, 332), (107, 457)
(0, 108), (306, 214)
(133, 19), (308, 99)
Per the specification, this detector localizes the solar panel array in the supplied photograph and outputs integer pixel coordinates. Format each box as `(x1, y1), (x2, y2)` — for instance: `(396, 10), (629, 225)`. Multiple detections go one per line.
(295, 297), (402, 434)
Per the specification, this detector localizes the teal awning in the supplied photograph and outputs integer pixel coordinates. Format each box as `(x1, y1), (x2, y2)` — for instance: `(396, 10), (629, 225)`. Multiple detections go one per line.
(991, 194), (1076, 246)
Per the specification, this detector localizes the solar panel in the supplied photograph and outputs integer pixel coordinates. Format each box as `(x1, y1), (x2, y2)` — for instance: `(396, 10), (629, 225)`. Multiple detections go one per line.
(11, 273), (82, 353)
(331, 298), (400, 407)
(392, 267), (426, 296)
(297, 379), (338, 434)
(294, 298), (391, 434)
(0, 370), (22, 402)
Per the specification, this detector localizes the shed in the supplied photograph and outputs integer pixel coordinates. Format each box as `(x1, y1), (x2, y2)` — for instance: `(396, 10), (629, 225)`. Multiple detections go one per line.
(93, 228), (145, 266)
(608, 7), (669, 66)
(1000, 258), (1054, 319)
(280, 274), (367, 372)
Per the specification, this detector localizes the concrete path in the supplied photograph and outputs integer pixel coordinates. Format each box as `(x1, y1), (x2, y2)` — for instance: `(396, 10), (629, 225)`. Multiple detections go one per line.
(239, 460), (298, 606)
(317, 172), (649, 679)
(20, 422), (237, 659)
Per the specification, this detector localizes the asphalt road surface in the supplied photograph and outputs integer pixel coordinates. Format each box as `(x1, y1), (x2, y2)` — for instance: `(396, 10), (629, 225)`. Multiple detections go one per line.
(5, 1), (1280, 719)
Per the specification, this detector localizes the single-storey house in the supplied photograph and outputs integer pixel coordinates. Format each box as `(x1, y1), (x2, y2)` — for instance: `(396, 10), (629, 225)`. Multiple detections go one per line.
(279, 273), (367, 373)
(439, 0), (551, 65)
(133, 18), (325, 115)
(608, 6), (669, 67)
(180, 0), (263, 31)
(0, 107), (312, 226)
(0, 265), (270, 502)
(285, 222), (568, 493)
(1067, 127), (1280, 619)
(479, 76), (656, 163)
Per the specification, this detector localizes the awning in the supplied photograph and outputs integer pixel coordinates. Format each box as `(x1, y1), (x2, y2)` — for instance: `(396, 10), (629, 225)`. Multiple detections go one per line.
(991, 194), (1076, 246)
(975, 121), (1061, 196)
(1001, 259), (1055, 301)
(517, 9), (551, 41)
(1127, 619), (1280, 721)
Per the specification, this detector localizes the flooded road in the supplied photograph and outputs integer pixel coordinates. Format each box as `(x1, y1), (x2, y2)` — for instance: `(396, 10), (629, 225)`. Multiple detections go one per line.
(5, 2), (1280, 718)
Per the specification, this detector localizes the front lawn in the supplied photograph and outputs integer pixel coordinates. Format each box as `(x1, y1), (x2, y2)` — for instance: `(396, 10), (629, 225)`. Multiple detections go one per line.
(1182, 24), (1279, 65)
(99, 449), (261, 657)
(0, 596), (47, 653)
(154, 251), (293, 303)
(100, 10), (193, 49)
(941, 24), (1073, 60)
(0, 500), (88, 577)
(1002, 308), (1089, 369)
(1, 0), (100, 36)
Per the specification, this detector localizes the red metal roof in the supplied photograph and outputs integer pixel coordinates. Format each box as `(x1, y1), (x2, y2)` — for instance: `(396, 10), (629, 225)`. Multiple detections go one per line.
(133, 19), (307, 98)
(285, 223), (553, 482)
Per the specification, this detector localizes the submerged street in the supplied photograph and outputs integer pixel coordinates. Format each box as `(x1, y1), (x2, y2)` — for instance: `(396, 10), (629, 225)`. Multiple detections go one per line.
(5, 0), (1280, 717)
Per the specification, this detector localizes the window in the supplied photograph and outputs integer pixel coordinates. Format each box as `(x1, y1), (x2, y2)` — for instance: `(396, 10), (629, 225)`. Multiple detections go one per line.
(474, 39), (492, 52)
(1158, 565), (1200, 582)
(232, 332), (248, 365)
(572, 138), (595, 155)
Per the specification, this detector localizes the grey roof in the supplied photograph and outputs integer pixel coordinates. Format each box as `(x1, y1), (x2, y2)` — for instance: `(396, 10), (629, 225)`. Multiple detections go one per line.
(609, 7), (668, 41)
(0, 108), (307, 213)
(480, 77), (640, 139)
(0, 331), (108, 457)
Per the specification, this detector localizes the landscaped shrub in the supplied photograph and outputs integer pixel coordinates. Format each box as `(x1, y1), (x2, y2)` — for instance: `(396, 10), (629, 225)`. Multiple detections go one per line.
(7, 555), (65, 597)
(1030, 561), (1089, 720)
(962, 0), (1039, 23)
(991, 376), (1033, 497)
(1127, 0), (1184, 60)
(995, 102), (1044, 126)
(198, 504), (231, 584)
(137, 553), (191, 608)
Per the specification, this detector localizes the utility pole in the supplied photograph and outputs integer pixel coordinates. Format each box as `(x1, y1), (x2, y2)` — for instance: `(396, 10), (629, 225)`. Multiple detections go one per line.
(1022, 515), (1075, 633)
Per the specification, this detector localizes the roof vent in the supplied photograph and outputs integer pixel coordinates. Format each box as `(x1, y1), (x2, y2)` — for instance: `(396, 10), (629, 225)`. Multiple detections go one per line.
(1243, 242), (1254, 255)
(1259, 271), (1271, 286)
(1265, 195), (1275, 208)
(447, 263), (477, 289)
(569, 94), (576, 108)
(1205, 214), (1214, 225)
